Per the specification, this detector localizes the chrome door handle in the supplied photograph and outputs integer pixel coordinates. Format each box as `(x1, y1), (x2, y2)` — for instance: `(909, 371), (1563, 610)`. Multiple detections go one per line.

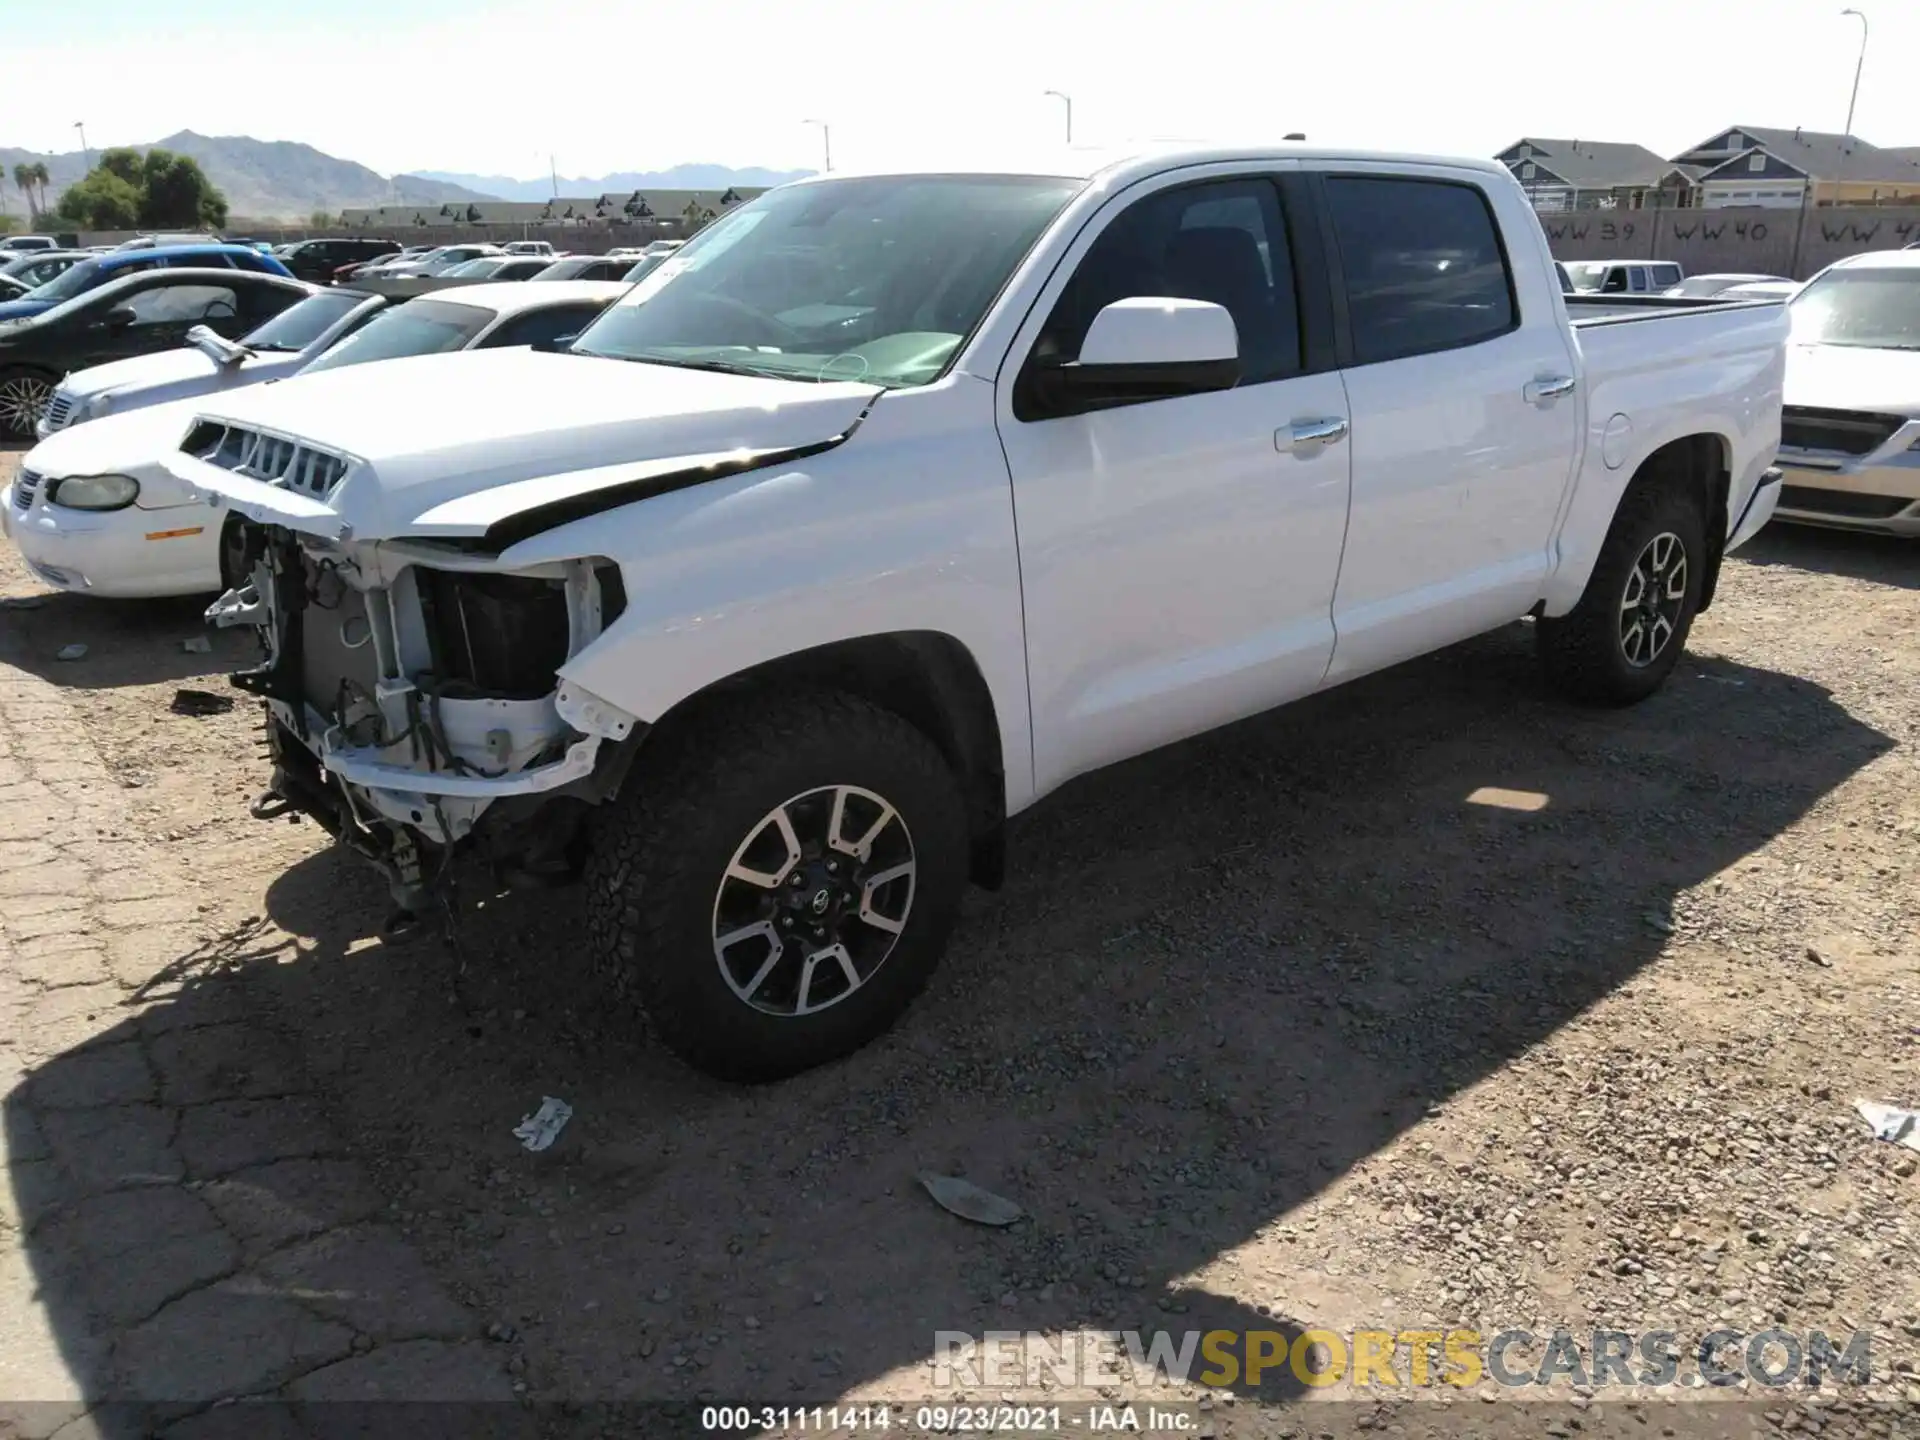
(1524, 374), (1576, 404)
(1278, 416), (1349, 454)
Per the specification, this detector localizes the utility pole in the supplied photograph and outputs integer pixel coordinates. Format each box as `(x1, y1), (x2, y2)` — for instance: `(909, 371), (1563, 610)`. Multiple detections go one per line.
(1044, 91), (1073, 145)
(1836, 7), (1869, 212)
(550, 154), (560, 199)
(803, 120), (831, 173)
(74, 121), (92, 171)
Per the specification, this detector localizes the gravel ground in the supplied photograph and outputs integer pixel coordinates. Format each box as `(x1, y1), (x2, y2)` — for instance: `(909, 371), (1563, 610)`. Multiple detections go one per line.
(2, 445), (1917, 1437)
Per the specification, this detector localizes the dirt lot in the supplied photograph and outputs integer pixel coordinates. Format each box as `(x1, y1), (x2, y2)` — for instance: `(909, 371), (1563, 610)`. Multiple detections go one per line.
(2, 444), (1918, 1437)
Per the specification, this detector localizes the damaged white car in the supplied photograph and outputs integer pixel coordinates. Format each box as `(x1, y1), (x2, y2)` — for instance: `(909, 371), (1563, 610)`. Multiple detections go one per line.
(168, 146), (1786, 1080)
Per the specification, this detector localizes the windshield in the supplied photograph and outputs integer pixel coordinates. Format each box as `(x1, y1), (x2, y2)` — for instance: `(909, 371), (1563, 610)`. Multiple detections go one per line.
(241, 290), (367, 352)
(442, 257), (504, 277)
(1789, 269), (1920, 350)
(26, 257), (110, 304)
(299, 299), (492, 373)
(1564, 262), (1613, 293)
(571, 173), (1082, 388)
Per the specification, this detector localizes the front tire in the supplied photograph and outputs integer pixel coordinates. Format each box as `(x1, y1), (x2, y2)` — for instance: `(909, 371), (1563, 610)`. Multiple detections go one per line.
(586, 689), (969, 1082)
(1539, 479), (1706, 706)
(0, 368), (55, 440)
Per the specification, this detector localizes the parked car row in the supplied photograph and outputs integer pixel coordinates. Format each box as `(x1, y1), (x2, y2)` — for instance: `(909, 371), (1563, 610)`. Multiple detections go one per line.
(4, 147), (1910, 1085)
(7, 279), (623, 592)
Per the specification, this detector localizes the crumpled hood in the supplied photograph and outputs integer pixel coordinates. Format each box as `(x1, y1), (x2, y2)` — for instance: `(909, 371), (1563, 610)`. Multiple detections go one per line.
(1785, 343), (1920, 419)
(161, 347), (882, 540)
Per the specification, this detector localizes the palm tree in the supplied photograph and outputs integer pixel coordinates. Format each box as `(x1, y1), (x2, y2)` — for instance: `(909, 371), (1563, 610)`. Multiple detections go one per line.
(27, 162), (50, 216)
(10, 164), (34, 220)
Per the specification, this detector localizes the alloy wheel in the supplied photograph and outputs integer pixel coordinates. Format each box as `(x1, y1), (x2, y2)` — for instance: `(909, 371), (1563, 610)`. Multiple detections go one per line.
(0, 375), (51, 437)
(1619, 530), (1688, 668)
(710, 784), (916, 1017)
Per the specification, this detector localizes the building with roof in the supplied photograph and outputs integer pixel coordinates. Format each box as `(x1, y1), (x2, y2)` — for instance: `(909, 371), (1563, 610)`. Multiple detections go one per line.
(336, 187), (765, 231)
(1495, 138), (1673, 211)
(1668, 126), (1920, 208)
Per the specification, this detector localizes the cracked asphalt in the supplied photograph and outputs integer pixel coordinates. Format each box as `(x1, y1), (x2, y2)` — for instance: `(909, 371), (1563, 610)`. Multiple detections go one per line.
(2, 445), (1917, 1440)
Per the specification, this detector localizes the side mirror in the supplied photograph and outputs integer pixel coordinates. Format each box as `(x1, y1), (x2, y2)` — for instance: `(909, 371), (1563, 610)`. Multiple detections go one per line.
(532, 333), (578, 354)
(104, 305), (138, 331)
(1031, 298), (1239, 416)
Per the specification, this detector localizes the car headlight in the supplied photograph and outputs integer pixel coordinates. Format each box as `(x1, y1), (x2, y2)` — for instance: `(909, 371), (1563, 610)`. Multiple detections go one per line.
(48, 473), (139, 511)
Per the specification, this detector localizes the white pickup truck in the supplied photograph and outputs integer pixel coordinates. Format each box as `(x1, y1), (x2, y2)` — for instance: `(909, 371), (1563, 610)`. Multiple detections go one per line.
(166, 144), (1788, 1081)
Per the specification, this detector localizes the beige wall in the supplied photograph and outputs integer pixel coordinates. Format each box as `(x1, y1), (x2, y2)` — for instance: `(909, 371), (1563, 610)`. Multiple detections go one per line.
(1541, 203), (1920, 279)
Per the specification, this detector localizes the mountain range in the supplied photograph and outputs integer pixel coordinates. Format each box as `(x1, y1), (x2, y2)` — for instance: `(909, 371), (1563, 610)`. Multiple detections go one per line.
(410, 163), (814, 202)
(0, 132), (800, 223)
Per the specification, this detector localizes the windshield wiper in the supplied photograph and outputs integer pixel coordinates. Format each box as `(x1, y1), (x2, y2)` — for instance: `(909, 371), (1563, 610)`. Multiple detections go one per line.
(246, 342), (302, 353)
(575, 350), (820, 382)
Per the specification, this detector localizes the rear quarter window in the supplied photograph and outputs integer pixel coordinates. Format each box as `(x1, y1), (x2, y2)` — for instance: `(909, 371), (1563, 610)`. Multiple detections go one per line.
(1324, 176), (1517, 366)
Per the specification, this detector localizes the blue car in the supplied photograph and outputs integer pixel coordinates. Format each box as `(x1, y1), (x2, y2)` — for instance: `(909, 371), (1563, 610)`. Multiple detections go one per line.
(0, 245), (293, 322)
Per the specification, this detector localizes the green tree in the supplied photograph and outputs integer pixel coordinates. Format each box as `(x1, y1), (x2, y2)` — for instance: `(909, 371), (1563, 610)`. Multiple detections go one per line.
(51, 147), (228, 232)
(55, 171), (142, 229)
(309, 208), (334, 229)
(138, 149), (226, 228)
(9, 163), (34, 219)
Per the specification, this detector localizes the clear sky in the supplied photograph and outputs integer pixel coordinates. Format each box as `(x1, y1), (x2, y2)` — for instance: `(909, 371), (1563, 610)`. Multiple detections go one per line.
(6, 0), (1917, 180)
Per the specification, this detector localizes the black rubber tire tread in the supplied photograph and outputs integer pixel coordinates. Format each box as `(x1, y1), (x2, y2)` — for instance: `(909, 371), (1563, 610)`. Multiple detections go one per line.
(585, 687), (969, 1083)
(1538, 476), (1706, 707)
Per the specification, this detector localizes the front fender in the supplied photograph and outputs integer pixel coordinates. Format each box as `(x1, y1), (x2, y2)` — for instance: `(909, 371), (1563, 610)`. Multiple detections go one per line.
(500, 376), (1040, 813)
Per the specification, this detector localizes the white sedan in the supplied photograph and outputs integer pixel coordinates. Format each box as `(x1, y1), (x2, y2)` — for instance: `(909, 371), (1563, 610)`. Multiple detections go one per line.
(2, 281), (626, 598)
(36, 285), (373, 439)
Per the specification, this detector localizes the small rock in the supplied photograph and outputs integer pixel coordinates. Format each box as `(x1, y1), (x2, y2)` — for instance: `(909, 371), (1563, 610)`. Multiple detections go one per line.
(638, 1337), (657, 1359)
(650, 1286), (671, 1303)
(56, 643), (87, 661)
(1805, 946), (1832, 968)
(181, 635), (213, 654)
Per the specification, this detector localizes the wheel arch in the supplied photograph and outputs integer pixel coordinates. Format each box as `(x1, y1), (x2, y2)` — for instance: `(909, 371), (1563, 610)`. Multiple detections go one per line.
(1547, 427), (1732, 618)
(1627, 432), (1731, 612)
(635, 630), (1009, 889)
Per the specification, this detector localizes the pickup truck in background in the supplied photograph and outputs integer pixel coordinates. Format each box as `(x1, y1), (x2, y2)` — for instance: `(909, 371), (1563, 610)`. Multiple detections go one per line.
(167, 145), (1789, 1081)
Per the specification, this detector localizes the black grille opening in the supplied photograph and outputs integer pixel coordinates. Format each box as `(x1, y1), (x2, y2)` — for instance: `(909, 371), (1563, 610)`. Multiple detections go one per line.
(1778, 485), (1915, 520)
(1780, 407), (1904, 456)
(418, 571), (571, 700)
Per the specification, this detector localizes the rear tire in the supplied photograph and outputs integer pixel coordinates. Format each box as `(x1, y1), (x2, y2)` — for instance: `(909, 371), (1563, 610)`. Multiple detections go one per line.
(1539, 478), (1706, 706)
(585, 689), (969, 1082)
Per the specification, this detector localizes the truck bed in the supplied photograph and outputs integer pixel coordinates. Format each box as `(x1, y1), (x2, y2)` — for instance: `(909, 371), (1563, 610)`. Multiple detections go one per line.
(1565, 293), (1786, 325)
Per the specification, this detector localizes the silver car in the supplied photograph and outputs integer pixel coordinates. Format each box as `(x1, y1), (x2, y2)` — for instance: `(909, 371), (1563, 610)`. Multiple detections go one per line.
(1772, 250), (1920, 537)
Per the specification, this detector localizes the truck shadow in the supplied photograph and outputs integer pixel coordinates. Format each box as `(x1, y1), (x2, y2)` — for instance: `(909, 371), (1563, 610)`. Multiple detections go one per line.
(4, 623), (1896, 1426)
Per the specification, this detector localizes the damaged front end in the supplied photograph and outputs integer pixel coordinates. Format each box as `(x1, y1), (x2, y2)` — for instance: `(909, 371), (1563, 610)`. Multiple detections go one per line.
(209, 526), (642, 919)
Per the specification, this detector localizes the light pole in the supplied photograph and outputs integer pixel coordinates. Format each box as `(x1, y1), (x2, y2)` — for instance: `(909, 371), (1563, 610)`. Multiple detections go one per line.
(1044, 90), (1072, 145)
(1840, 8), (1868, 183)
(73, 121), (92, 172)
(803, 119), (831, 173)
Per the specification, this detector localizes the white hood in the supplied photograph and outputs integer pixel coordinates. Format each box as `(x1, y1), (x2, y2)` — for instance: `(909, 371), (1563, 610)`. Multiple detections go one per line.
(60, 347), (219, 401)
(162, 347), (881, 541)
(24, 395), (217, 507)
(57, 343), (303, 414)
(1785, 343), (1920, 418)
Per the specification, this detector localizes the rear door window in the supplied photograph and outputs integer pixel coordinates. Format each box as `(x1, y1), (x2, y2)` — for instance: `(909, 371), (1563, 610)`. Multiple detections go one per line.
(1323, 176), (1516, 365)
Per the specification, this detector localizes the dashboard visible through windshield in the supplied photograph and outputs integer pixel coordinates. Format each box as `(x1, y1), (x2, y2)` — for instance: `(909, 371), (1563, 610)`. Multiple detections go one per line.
(570, 174), (1084, 388)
